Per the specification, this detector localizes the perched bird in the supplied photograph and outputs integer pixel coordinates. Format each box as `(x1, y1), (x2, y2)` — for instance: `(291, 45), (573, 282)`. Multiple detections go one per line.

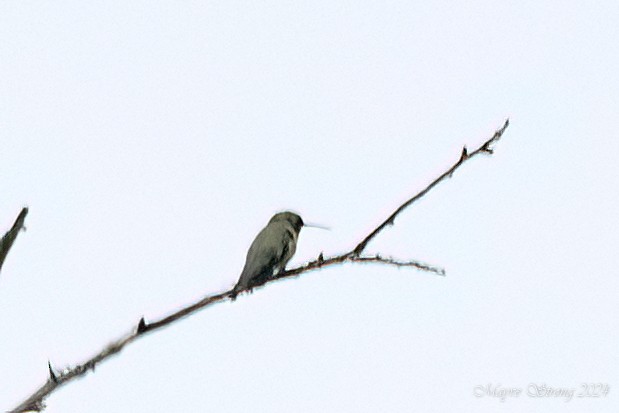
(232, 211), (305, 296)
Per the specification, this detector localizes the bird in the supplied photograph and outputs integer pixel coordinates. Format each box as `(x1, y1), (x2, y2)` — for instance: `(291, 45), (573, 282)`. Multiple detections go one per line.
(232, 211), (305, 297)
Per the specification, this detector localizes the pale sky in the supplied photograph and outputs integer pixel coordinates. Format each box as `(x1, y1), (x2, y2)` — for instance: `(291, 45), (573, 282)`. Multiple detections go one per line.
(1, 1), (618, 412)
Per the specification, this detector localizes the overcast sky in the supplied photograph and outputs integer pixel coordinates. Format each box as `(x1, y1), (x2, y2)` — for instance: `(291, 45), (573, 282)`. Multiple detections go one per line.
(1, 1), (618, 412)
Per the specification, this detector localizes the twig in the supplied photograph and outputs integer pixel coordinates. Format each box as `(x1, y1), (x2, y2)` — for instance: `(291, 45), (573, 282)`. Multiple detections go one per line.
(0, 207), (28, 276)
(9, 120), (509, 412)
(349, 255), (446, 275)
(352, 119), (509, 255)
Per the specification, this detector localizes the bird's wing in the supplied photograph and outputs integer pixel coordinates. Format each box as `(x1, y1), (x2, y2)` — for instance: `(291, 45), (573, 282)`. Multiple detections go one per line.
(235, 225), (287, 290)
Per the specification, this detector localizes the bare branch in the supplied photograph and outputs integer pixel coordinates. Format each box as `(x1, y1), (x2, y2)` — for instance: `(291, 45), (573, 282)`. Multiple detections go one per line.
(0, 207), (28, 276)
(270, 252), (445, 284)
(352, 119), (509, 255)
(350, 255), (446, 275)
(9, 120), (509, 412)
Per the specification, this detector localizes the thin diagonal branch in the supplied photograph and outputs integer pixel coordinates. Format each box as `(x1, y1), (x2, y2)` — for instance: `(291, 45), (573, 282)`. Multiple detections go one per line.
(352, 118), (509, 255)
(0, 207), (28, 276)
(9, 120), (509, 412)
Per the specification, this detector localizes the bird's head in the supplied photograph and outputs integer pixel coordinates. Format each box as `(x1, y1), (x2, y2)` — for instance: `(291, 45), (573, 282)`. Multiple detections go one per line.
(269, 211), (304, 232)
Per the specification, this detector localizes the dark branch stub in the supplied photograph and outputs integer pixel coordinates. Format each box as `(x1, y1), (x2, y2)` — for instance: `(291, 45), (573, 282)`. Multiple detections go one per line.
(461, 146), (469, 160)
(47, 362), (57, 384)
(9, 120), (509, 412)
(137, 317), (147, 334)
(0, 207), (29, 275)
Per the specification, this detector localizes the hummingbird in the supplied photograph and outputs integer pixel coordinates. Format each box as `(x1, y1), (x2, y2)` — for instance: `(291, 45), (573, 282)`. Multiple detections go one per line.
(232, 211), (320, 297)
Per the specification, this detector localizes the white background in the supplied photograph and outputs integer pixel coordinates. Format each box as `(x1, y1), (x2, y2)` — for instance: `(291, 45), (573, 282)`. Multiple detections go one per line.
(1, 1), (618, 412)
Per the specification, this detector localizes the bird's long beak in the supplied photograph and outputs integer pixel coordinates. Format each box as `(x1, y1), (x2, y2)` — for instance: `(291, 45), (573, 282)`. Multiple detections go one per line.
(304, 222), (330, 230)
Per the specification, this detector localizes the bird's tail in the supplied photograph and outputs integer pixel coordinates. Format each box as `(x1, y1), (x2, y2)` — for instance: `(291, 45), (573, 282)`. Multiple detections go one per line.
(230, 280), (245, 300)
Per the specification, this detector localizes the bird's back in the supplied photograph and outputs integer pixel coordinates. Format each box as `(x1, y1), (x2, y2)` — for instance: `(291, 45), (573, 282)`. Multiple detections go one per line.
(234, 221), (292, 291)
